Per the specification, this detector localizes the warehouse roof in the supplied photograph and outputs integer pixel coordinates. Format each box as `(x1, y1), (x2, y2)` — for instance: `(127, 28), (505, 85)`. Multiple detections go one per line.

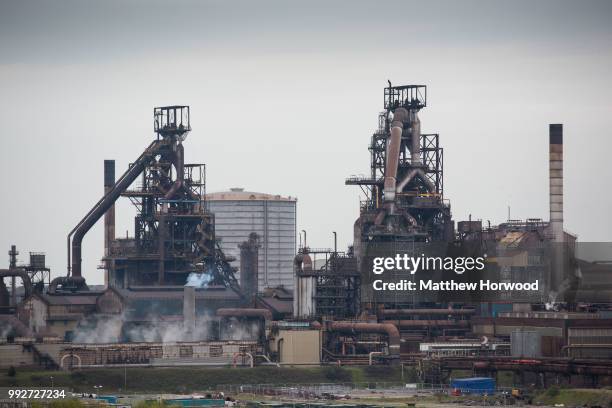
(206, 188), (297, 202)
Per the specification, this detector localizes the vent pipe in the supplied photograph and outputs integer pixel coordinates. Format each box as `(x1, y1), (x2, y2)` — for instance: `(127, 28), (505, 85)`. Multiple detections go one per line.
(549, 124), (563, 242)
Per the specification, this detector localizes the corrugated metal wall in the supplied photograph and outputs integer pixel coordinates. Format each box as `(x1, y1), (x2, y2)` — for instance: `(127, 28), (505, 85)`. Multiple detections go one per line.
(208, 199), (296, 291)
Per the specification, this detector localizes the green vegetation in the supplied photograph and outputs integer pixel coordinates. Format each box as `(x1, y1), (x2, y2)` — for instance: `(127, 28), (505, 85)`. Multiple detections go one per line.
(31, 400), (105, 408)
(0, 366), (407, 393)
(534, 387), (612, 407)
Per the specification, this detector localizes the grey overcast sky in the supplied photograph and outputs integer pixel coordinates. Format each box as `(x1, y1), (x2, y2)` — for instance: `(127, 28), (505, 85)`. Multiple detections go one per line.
(1, 0), (611, 285)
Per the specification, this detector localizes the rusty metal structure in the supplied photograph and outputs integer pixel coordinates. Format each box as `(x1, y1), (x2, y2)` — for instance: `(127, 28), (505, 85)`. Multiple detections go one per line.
(347, 83), (452, 246)
(293, 247), (360, 319)
(54, 106), (239, 294)
(1, 84), (611, 389)
(0, 245), (46, 313)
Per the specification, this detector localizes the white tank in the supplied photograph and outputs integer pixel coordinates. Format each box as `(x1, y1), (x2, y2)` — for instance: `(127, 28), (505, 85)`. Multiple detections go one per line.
(206, 188), (297, 291)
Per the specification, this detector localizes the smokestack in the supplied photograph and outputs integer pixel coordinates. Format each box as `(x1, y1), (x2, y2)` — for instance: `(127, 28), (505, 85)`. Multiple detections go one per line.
(183, 286), (196, 340)
(104, 160), (115, 286)
(549, 124), (563, 242)
(8, 245), (17, 306)
(239, 233), (260, 302)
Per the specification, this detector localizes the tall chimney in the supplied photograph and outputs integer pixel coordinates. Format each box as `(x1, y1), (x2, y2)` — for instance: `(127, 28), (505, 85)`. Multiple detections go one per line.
(239, 233), (260, 302)
(8, 245), (18, 306)
(549, 124), (563, 242)
(104, 160), (116, 286)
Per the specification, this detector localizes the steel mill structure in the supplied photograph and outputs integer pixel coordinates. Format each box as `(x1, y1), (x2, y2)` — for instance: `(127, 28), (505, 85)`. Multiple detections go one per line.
(0, 85), (611, 387)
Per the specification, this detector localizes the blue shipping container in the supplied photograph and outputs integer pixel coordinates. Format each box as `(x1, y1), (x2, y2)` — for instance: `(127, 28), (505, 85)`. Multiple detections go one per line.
(451, 377), (496, 395)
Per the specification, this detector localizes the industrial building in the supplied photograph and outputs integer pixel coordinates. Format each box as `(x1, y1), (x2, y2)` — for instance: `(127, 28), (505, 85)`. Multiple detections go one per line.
(206, 188), (297, 291)
(0, 84), (611, 386)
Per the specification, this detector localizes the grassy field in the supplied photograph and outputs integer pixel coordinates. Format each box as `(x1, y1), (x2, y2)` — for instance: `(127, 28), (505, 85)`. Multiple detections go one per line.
(533, 386), (612, 407)
(0, 365), (413, 393)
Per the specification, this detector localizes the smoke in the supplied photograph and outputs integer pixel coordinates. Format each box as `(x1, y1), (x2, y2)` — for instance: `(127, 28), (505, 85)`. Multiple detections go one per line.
(72, 312), (215, 343)
(73, 313), (124, 343)
(72, 312), (260, 343)
(545, 292), (559, 311)
(185, 272), (213, 288)
(222, 318), (261, 341)
(125, 314), (214, 343)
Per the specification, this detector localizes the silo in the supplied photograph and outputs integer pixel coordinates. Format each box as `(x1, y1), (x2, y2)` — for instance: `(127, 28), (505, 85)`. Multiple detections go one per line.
(206, 188), (297, 291)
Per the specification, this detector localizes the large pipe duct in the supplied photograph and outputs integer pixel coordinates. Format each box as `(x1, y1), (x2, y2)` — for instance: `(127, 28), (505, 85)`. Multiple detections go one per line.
(383, 108), (432, 202)
(68, 140), (164, 279)
(328, 321), (400, 358)
(549, 124), (563, 242)
(383, 108), (408, 202)
(164, 143), (184, 199)
(395, 168), (435, 194)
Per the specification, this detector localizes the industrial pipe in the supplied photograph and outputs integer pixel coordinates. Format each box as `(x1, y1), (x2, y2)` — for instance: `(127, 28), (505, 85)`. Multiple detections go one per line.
(383, 108), (408, 202)
(382, 308), (475, 317)
(387, 319), (470, 328)
(216, 308), (272, 323)
(164, 142), (184, 199)
(328, 321), (400, 357)
(395, 168), (435, 194)
(369, 351), (384, 366)
(232, 352), (254, 368)
(48, 275), (87, 294)
(0, 269), (33, 300)
(68, 139), (164, 278)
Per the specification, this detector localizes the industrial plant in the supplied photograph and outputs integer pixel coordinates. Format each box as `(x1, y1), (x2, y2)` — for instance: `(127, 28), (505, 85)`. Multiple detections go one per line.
(1, 83), (612, 390)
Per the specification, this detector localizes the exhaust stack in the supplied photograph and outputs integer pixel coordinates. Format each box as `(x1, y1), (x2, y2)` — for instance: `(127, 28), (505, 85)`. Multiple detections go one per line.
(104, 160), (115, 286)
(239, 233), (260, 301)
(549, 124), (563, 242)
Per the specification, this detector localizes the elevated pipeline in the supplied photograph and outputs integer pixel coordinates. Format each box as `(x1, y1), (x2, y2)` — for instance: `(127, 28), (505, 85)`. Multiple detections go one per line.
(381, 308), (475, 318)
(68, 139), (166, 279)
(328, 321), (400, 358)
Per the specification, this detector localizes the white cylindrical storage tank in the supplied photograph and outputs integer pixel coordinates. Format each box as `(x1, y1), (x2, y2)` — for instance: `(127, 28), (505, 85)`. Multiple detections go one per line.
(206, 188), (297, 291)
